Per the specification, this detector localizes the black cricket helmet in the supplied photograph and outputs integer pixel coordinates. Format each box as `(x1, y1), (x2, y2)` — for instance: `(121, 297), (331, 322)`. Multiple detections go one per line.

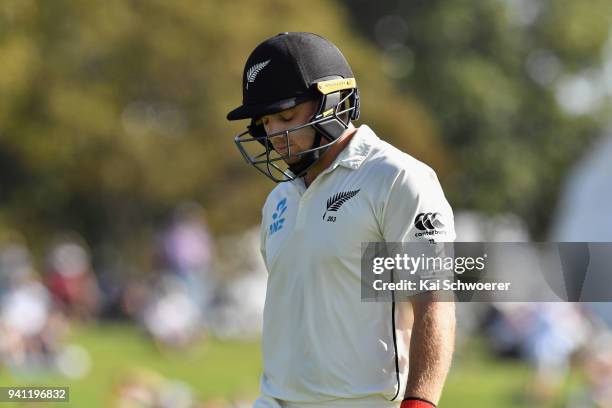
(227, 32), (360, 183)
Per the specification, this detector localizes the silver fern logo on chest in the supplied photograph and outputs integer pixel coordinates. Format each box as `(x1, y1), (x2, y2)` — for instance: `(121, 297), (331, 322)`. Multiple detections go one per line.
(323, 189), (360, 222)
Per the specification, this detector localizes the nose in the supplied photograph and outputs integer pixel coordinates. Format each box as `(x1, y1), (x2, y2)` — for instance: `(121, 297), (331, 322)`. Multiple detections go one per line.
(263, 119), (289, 147)
(263, 117), (288, 136)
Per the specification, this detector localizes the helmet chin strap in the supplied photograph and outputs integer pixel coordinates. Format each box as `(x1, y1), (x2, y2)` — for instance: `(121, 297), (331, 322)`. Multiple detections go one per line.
(287, 130), (326, 177)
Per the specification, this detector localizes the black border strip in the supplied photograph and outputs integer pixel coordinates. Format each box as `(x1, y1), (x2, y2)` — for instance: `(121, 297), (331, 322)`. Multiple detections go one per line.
(389, 268), (401, 401)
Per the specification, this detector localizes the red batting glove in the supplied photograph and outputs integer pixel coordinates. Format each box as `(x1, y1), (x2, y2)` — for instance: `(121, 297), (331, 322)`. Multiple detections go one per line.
(400, 397), (437, 408)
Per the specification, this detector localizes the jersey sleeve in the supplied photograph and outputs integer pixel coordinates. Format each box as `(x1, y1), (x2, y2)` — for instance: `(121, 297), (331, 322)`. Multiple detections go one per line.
(381, 166), (456, 244)
(380, 166), (456, 287)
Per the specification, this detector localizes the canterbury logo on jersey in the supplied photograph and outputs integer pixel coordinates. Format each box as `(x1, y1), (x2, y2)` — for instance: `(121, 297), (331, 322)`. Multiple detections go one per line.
(246, 60), (270, 89)
(323, 189), (360, 222)
(414, 212), (447, 237)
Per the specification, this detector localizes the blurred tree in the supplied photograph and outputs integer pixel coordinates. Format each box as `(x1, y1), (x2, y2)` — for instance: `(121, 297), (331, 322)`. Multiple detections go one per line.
(342, 0), (612, 238)
(0, 0), (447, 257)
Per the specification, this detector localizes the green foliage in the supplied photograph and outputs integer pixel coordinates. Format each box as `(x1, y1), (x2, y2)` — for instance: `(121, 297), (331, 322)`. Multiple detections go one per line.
(343, 0), (612, 237)
(2, 0), (610, 250)
(0, 0), (447, 253)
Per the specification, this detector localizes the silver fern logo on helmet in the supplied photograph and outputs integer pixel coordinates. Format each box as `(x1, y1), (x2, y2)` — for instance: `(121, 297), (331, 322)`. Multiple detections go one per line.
(246, 59), (271, 89)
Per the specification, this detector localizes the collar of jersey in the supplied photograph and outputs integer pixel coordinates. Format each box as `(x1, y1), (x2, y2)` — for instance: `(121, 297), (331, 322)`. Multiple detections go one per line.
(288, 125), (377, 191)
(329, 124), (377, 171)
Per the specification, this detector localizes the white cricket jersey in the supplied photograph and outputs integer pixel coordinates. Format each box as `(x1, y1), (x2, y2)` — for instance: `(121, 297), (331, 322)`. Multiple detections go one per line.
(258, 124), (456, 403)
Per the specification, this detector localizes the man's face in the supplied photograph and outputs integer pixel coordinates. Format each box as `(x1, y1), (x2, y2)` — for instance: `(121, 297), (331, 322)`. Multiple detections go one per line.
(260, 100), (318, 164)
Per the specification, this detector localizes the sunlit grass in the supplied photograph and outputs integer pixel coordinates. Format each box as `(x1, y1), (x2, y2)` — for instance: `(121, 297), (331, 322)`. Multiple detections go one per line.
(0, 323), (584, 407)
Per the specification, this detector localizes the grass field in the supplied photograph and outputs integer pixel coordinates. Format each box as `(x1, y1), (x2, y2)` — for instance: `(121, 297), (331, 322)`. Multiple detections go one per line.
(0, 323), (583, 407)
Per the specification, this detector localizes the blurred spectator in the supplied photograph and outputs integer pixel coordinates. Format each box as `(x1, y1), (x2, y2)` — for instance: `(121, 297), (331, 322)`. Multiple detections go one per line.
(0, 243), (69, 373)
(112, 367), (198, 408)
(110, 367), (252, 407)
(129, 202), (217, 349)
(157, 202), (215, 316)
(484, 303), (590, 406)
(568, 332), (612, 408)
(45, 235), (101, 321)
(141, 275), (203, 349)
(208, 228), (266, 339)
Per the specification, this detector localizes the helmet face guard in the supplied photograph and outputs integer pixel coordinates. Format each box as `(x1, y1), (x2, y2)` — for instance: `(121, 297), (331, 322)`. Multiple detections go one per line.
(234, 78), (360, 183)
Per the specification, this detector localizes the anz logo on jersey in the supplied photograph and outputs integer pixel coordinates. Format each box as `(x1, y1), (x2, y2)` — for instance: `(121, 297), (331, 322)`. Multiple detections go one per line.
(269, 197), (287, 236)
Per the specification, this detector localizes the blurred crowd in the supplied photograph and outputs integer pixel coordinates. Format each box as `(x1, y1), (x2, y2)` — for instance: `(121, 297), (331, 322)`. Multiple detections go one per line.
(0, 202), (266, 407)
(1, 205), (612, 407)
(481, 302), (612, 408)
(454, 210), (612, 408)
(0, 239), (86, 376)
